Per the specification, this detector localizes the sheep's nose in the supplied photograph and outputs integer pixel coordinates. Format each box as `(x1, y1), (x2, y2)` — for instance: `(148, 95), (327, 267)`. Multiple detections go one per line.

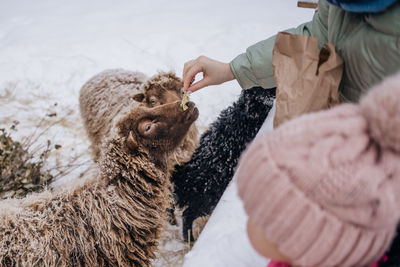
(186, 101), (195, 109)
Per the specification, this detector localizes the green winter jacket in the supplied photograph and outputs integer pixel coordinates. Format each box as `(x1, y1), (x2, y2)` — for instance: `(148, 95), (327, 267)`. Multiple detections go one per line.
(230, 0), (400, 102)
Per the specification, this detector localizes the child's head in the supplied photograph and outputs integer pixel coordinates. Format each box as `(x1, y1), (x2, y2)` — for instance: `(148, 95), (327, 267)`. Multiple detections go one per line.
(237, 71), (400, 266)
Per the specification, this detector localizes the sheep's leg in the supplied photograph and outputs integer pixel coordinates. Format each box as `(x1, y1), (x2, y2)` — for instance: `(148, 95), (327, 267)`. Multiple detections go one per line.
(171, 86), (276, 241)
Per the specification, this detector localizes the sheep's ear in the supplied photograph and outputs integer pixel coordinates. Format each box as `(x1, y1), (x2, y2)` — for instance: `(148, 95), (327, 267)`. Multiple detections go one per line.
(132, 93), (145, 102)
(127, 131), (139, 151)
(167, 73), (183, 95)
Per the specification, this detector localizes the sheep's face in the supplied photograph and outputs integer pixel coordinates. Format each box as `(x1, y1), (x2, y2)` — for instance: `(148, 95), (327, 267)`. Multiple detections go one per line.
(117, 101), (198, 158)
(132, 72), (183, 108)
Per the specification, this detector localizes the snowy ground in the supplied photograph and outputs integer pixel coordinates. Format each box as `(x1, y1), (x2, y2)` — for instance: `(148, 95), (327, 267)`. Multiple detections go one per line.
(0, 1), (314, 266)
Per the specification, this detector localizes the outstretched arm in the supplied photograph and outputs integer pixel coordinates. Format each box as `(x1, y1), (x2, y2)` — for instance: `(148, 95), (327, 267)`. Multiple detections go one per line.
(182, 0), (329, 93)
(231, 0), (329, 90)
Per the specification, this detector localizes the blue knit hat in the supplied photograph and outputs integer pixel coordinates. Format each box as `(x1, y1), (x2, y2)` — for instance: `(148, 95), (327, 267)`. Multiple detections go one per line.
(326, 0), (397, 13)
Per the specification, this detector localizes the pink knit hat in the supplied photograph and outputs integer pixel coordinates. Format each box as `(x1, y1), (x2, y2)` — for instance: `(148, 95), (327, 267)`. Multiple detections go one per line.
(237, 71), (400, 267)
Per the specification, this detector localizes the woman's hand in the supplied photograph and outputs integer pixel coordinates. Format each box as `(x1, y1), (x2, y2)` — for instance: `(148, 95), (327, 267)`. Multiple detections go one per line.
(182, 56), (235, 93)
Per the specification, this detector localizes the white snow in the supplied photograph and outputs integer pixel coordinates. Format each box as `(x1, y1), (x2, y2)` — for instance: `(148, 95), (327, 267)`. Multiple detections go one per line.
(0, 0), (313, 265)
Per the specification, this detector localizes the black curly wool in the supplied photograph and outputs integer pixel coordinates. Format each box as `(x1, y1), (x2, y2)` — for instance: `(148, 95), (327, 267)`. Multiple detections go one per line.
(171, 86), (276, 240)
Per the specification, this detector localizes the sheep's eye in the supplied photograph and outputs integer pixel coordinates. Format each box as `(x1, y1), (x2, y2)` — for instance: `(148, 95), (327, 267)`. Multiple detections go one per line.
(149, 97), (158, 105)
(145, 124), (151, 132)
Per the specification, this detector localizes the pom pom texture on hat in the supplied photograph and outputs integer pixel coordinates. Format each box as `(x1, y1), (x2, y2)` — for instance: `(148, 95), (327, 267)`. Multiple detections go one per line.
(360, 74), (400, 152)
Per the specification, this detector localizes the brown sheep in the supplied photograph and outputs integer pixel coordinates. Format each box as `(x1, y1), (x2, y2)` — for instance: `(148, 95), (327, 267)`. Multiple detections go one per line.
(79, 69), (198, 164)
(0, 101), (199, 267)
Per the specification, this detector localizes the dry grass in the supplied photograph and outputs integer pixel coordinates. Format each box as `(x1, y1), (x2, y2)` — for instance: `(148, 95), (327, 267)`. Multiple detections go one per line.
(155, 208), (191, 267)
(0, 81), (92, 186)
(0, 115), (91, 199)
(0, 124), (54, 199)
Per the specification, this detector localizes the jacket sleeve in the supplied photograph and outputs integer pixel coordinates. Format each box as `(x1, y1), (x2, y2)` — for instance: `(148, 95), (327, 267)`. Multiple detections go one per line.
(230, 0), (329, 90)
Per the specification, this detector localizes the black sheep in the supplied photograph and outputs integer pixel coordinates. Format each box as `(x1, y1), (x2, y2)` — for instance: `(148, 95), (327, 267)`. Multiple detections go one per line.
(171, 86), (276, 240)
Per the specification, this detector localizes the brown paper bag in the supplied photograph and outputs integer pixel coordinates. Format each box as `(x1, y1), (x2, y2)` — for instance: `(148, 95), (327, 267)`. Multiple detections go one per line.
(272, 32), (343, 128)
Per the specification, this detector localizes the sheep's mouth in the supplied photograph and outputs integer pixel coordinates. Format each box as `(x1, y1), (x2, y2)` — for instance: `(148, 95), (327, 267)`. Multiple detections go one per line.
(185, 104), (199, 123)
